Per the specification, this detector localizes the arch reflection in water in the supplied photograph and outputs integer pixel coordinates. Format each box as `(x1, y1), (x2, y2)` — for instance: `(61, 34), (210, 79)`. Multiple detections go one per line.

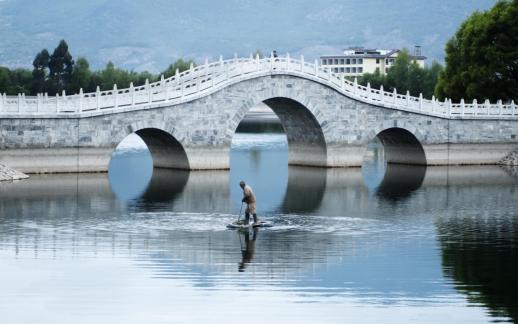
(362, 138), (426, 202)
(280, 166), (327, 214)
(376, 164), (426, 201)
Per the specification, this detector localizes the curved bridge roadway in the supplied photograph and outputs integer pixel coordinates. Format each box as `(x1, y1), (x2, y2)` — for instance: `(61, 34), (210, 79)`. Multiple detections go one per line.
(1, 54), (517, 173)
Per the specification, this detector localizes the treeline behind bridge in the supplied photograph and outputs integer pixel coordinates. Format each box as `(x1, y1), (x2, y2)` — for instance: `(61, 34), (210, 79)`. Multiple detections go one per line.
(0, 40), (194, 96)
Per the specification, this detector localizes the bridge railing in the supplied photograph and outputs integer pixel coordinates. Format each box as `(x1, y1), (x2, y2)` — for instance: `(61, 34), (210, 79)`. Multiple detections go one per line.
(0, 54), (516, 119)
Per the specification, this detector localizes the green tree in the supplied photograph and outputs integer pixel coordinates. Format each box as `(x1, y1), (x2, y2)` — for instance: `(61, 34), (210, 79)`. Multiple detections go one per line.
(8, 68), (32, 95)
(162, 59), (195, 78)
(31, 49), (50, 95)
(386, 49), (412, 93)
(358, 68), (386, 90)
(0, 67), (11, 94)
(48, 40), (74, 94)
(436, 0), (518, 101)
(97, 61), (133, 90)
(68, 57), (92, 94)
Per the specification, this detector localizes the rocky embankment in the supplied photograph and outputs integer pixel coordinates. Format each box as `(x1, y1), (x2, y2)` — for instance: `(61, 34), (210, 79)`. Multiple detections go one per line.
(500, 150), (518, 166)
(0, 164), (29, 181)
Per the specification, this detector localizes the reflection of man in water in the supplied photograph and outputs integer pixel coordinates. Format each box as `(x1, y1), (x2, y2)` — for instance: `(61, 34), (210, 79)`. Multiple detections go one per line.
(240, 180), (258, 225)
(239, 228), (258, 272)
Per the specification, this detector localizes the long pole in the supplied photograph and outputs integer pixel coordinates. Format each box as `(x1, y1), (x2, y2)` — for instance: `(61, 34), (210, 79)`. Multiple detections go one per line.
(237, 202), (244, 222)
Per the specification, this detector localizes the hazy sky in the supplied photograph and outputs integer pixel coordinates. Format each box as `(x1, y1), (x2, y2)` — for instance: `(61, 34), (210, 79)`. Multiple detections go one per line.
(0, 0), (497, 72)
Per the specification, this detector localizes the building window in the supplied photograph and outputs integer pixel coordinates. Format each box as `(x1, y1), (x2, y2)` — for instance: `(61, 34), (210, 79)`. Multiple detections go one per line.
(340, 67), (345, 73)
(334, 59), (339, 65)
(346, 59), (350, 65)
(351, 67), (357, 73)
(340, 59), (345, 65)
(385, 58), (389, 64)
(346, 67), (350, 73)
(358, 58), (363, 64)
(351, 59), (356, 64)
(322, 59), (326, 65)
(358, 67), (363, 73)
(376, 58), (380, 64)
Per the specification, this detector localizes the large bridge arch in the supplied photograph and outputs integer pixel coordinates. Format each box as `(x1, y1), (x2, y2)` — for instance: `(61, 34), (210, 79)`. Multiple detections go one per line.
(228, 96), (328, 167)
(368, 126), (427, 165)
(225, 78), (332, 167)
(114, 122), (190, 170)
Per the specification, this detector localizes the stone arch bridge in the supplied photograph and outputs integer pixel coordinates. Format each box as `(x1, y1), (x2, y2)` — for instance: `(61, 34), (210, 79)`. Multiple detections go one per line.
(0, 54), (517, 173)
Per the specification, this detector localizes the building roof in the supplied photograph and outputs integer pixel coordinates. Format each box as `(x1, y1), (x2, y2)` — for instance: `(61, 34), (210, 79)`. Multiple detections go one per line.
(321, 49), (426, 60)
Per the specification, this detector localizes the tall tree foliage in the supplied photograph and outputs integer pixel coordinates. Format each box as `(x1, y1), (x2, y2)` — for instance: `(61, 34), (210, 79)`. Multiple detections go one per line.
(48, 40), (74, 94)
(68, 57), (93, 94)
(435, 0), (518, 102)
(31, 49), (50, 95)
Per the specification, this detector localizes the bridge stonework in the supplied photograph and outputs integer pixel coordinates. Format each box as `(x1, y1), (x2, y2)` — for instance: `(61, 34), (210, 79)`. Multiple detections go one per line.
(1, 56), (518, 173)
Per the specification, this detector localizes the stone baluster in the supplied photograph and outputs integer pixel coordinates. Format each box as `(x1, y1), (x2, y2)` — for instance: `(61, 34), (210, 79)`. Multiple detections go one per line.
(56, 93), (60, 112)
(36, 93), (41, 113)
(160, 74), (165, 100)
(341, 74), (346, 90)
(270, 52), (274, 71)
(379, 85), (384, 102)
(473, 99), (478, 115)
(113, 84), (118, 109)
(255, 53), (260, 71)
(176, 68), (180, 87)
(432, 95), (436, 112)
(0, 93), (3, 113)
(485, 99), (490, 115)
(406, 91), (411, 107)
(286, 52), (290, 71)
(18, 93), (22, 113)
(327, 65), (332, 80)
(205, 57), (209, 71)
(366, 83), (371, 100)
(300, 55), (304, 72)
(511, 100), (515, 116)
(96, 86), (101, 111)
(460, 99), (465, 116)
(353, 77), (358, 96)
(146, 79), (152, 103)
(419, 93), (423, 111)
(498, 99), (503, 115)
(130, 82), (135, 106)
(314, 59), (318, 76)
(79, 88), (84, 112)
(448, 98), (452, 117)
(393, 88), (397, 104)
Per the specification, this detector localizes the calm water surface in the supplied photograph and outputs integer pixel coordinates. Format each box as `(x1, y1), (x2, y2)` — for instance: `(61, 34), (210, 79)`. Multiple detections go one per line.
(1, 133), (518, 323)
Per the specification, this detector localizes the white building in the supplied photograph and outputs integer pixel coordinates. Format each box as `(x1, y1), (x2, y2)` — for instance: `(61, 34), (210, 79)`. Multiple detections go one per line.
(320, 46), (426, 77)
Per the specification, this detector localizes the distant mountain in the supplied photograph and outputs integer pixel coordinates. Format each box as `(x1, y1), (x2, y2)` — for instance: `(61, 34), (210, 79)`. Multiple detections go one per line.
(0, 0), (496, 72)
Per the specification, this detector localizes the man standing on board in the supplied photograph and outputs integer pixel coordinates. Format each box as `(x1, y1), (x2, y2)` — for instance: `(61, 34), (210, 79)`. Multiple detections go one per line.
(240, 180), (258, 225)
